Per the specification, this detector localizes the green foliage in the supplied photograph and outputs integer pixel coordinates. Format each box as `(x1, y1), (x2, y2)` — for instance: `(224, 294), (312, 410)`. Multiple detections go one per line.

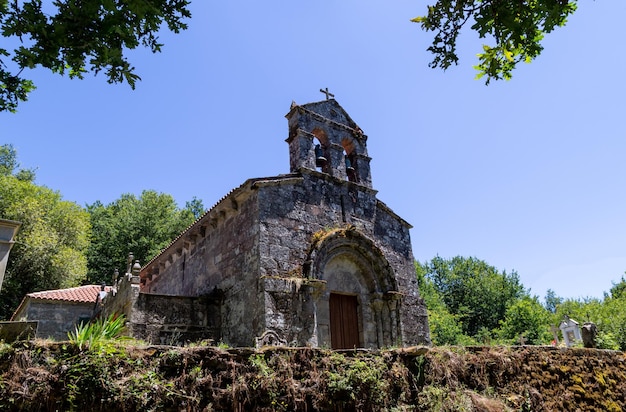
(0, 151), (90, 318)
(422, 256), (526, 337)
(184, 196), (206, 220)
(86, 190), (203, 284)
(497, 296), (551, 345)
(326, 352), (389, 407)
(0, 1), (191, 112)
(544, 288), (562, 313)
(3, 344), (626, 411)
(609, 276), (626, 299)
(595, 330), (620, 351)
(416, 261), (467, 345)
(428, 308), (466, 346)
(68, 313), (128, 351)
(63, 346), (116, 409)
(418, 255), (626, 348)
(0, 144), (35, 181)
(0, 144), (18, 177)
(413, 0), (578, 83)
(548, 290), (626, 351)
(417, 385), (473, 411)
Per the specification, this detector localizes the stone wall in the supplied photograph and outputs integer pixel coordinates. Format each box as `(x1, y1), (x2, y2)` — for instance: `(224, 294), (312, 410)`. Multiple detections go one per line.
(256, 171), (378, 279)
(128, 293), (221, 345)
(0, 321), (37, 342)
(8, 344), (625, 411)
(255, 170), (430, 347)
(103, 271), (141, 321)
(140, 183), (266, 347)
(374, 202), (431, 345)
(16, 301), (94, 340)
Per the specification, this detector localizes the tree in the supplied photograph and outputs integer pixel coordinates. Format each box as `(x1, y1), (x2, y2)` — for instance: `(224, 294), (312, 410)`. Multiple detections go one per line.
(552, 295), (625, 350)
(497, 296), (551, 345)
(422, 256), (527, 337)
(0, 0), (191, 112)
(544, 288), (562, 313)
(413, 0), (578, 83)
(416, 261), (466, 345)
(0, 144), (17, 176)
(609, 276), (626, 300)
(0, 172), (90, 319)
(184, 196), (206, 220)
(0, 144), (35, 181)
(86, 190), (203, 284)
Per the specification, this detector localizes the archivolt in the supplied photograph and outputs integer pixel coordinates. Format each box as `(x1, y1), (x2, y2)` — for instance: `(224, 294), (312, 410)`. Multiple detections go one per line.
(305, 226), (397, 294)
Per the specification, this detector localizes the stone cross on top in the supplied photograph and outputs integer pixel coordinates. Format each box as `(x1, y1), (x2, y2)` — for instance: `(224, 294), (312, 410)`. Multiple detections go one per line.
(320, 88), (334, 100)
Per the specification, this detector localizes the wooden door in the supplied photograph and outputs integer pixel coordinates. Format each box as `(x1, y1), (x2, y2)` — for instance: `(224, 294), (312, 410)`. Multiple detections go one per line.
(329, 293), (360, 349)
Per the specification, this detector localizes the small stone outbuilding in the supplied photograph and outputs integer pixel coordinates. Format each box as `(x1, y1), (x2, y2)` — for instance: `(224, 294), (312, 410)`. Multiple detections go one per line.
(11, 285), (109, 340)
(105, 97), (431, 348)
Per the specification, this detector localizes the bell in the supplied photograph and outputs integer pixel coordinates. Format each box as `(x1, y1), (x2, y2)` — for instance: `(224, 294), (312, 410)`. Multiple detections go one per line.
(345, 156), (357, 182)
(345, 156), (355, 173)
(315, 144), (327, 167)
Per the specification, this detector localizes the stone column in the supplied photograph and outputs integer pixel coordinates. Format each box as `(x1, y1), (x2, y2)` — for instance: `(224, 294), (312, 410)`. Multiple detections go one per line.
(353, 153), (372, 188)
(309, 280), (327, 347)
(328, 143), (347, 180)
(385, 292), (402, 346)
(370, 297), (385, 348)
(0, 219), (20, 293)
(287, 130), (316, 173)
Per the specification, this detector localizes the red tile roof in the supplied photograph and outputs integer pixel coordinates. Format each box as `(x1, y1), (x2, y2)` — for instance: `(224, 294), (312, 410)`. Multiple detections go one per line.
(26, 285), (110, 303)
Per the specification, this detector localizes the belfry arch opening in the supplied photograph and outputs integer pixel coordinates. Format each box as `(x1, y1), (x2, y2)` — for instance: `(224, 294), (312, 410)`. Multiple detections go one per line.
(341, 137), (358, 182)
(312, 128), (330, 174)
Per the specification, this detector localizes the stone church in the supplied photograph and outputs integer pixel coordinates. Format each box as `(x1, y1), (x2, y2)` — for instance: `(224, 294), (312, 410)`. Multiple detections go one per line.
(104, 96), (431, 349)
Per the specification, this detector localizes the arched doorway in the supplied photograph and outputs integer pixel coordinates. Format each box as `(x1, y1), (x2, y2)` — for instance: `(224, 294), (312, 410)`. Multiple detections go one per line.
(307, 227), (401, 349)
(329, 293), (359, 349)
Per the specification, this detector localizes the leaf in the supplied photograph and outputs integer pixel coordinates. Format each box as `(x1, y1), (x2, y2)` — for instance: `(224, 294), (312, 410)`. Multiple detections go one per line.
(419, 0), (578, 83)
(503, 48), (514, 62)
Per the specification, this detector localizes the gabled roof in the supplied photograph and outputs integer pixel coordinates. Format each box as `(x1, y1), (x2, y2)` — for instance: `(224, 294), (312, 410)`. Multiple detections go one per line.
(11, 284), (111, 321)
(298, 99), (360, 130)
(25, 285), (109, 304)
(287, 99), (366, 144)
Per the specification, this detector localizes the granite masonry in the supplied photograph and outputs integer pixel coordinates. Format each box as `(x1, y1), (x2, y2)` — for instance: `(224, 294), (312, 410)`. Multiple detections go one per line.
(103, 98), (431, 348)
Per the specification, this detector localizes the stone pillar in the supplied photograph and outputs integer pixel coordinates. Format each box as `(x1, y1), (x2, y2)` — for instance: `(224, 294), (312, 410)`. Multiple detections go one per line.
(287, 130), (316, 173)
(0, 219), (20, 293)
(305, 279), (327, 347)
(370, 297), (384, 348)
(328, 143), (347, 180)
(388, 297), (399, 345)
(353, 153), (373, 188)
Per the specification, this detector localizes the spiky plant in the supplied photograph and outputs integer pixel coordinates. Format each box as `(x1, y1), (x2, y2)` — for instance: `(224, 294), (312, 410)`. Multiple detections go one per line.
(68, 314), (128, 351)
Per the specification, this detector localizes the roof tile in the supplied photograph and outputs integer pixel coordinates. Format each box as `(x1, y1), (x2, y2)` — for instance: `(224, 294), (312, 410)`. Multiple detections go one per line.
(27, 285), (110, 303)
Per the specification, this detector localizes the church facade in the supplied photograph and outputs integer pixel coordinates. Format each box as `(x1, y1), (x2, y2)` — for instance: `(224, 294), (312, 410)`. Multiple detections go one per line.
(105, 98), (430, 348)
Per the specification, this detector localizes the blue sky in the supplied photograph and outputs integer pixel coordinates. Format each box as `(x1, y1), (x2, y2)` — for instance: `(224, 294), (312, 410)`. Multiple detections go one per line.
(3, 1), (625, 301)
